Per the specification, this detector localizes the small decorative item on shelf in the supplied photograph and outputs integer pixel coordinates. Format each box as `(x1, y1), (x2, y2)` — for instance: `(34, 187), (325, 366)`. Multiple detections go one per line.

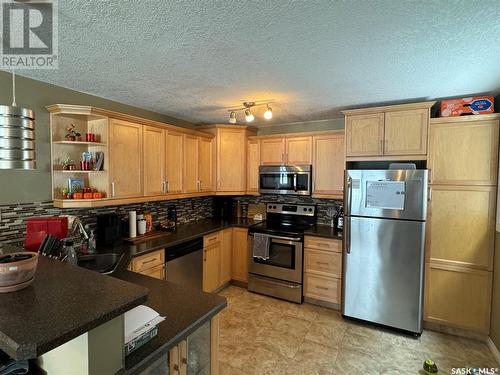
(83, 192), (93, 199)
(65, 123), (82, 141)
(68, 178), (84, 193)
(73, 192), (83, 199)
(61, 188), (72, 199)
(92, 192), (103, 199)
(85, 133), (96, 142)
(80, 151), (92, 170)
(62, 156), (77, 171)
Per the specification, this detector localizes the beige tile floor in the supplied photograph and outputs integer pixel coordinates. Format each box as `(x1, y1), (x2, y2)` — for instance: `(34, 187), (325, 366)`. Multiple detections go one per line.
(218, 286), (499, 375)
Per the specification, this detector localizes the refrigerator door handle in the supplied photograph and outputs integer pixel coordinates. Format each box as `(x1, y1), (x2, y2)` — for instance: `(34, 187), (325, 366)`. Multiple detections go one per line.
(345, 216), (351, 254)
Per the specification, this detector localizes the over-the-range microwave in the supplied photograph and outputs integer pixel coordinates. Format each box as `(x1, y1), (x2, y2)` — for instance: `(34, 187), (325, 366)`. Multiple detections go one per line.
(259, 165), (312, 195)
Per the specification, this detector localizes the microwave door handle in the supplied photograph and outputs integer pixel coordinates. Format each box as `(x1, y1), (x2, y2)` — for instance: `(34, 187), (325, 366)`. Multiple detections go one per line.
(293, 173), (298, 192)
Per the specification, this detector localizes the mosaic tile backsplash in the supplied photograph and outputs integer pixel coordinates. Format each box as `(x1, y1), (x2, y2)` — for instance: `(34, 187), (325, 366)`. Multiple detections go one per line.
(0, 197), (214, 248)
(0, 194), (340, 249)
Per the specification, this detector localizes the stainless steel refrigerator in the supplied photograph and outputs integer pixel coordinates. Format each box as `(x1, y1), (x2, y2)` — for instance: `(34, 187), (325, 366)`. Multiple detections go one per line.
(342, 169), (428, 334)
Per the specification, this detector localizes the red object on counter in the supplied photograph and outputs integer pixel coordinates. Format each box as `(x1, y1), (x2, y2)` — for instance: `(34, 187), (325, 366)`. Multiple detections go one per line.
(24, 217), (68, 251)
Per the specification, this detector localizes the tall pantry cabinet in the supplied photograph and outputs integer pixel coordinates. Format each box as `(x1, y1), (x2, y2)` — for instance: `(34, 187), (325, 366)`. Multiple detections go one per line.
(424, 114), (500, 334)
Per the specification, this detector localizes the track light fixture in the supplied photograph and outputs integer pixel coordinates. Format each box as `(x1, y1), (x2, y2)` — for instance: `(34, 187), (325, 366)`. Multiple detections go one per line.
(227, 100), (274, 124)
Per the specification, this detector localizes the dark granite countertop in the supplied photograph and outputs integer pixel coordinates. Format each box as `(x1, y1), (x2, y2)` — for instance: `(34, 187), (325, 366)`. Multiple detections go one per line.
(304, 224), (343, 240)
(0, 255), (148, 360)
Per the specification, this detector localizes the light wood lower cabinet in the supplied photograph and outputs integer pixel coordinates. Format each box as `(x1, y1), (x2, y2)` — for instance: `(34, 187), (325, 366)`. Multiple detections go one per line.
(304, 273), (341, 305)
(203, 241), (221, 293)
(424, 263), (492, 334)
(304, 236), (342, 307)
(128, 249), (165, 280)
(168, 317), (218, 375)
(231, 228), (249, 283)
(109, 119), (143, 198)
(220, 229), (232, 284)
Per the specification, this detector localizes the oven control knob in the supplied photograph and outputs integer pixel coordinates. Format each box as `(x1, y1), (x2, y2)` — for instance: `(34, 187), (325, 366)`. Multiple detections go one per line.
(308, 208), (313, 212)
(303, 208), (307, 212)
(273, 205), (277, 209)
(268, 205), (272, 209)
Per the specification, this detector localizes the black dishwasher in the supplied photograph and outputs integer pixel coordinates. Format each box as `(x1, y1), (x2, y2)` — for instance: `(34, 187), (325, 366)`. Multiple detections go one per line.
(165, 237), (203, 290)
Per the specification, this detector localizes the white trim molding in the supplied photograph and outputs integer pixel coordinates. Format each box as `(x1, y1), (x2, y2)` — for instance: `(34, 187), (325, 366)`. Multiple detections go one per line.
(487, 337), (500, 366)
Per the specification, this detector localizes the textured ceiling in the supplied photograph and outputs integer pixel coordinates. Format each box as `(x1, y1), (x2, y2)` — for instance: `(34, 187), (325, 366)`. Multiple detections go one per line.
(15, 0), (500, 125)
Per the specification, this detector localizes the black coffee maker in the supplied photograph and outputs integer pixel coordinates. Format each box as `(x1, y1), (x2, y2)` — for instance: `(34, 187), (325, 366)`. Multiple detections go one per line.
(213, 197), (233, 219)
(96, 213), (122, 246)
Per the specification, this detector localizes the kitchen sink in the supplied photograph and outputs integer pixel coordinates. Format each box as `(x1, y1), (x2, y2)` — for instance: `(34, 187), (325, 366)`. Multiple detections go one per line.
(77, 253), (123, 274)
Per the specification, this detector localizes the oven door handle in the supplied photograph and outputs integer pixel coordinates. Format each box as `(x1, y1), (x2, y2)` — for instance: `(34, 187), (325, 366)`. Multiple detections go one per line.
(248, 233), (302, 242)
(254, 277), (302, 289)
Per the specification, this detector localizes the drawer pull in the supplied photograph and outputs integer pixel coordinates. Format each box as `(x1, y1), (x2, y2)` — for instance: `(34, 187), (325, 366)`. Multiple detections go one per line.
(316, 261), (330, 265)
(315, 285), (329, 290)
(141, 258), (158, 265)
(315, 242), (331, 247)
(208, 237), (217, 243)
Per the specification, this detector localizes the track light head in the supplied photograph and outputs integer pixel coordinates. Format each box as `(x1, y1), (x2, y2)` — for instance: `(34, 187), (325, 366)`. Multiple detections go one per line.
(264, 105), (273, 120)
(244, 109), (254, 122)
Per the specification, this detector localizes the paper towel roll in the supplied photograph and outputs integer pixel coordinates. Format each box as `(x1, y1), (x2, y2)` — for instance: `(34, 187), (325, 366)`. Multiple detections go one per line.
(129, 211), (137, 238)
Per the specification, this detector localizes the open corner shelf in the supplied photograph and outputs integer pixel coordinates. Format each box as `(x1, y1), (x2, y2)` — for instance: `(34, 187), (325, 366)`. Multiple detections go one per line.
(52, 141), (107, 146)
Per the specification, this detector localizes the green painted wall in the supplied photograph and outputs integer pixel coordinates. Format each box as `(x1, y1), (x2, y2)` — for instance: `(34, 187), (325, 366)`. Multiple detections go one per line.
(0, 71), (194, 204)
(492, 233), (500, 348)
(256, 118), (344, 136)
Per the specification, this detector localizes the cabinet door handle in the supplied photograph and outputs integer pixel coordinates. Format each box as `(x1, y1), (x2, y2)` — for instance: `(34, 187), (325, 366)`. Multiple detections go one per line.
(111, 182), (115, 197)
(162, 181), (166, 193)
(428, 169), (432, 183)
(428, 187), (432, 202)
(166, 181), (169, 193)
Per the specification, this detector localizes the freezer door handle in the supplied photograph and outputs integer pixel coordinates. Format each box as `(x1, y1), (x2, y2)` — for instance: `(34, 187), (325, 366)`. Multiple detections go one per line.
(346, 175), (352, 216)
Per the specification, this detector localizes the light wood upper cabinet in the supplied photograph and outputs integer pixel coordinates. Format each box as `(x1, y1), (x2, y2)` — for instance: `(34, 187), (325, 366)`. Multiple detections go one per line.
(285, 136), (312, 164)
(345, 113), (384, 157)
(217, 128), (247, 192)
(343, 101), (434, 158)
(198, 137), (214, 192)
(384, 109), (428, 155)
(428, 119), (499, 185)
(246, 139), (260, 194)
(165, 131), (184, 194)
(312, 133), (344, 198)
(143, 126), (165, 196)
(183, 135), (199, 193)
(260, 138), (285, 165)
(427, 185), (496, 271)
(109, 119), (143, 198)
(220, 228), (232, 285)
(232, 228), (248, 283)
(425, 263), (492, 333)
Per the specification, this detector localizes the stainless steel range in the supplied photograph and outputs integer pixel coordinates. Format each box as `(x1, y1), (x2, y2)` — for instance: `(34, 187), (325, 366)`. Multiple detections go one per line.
(248, 203), (316, 303)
